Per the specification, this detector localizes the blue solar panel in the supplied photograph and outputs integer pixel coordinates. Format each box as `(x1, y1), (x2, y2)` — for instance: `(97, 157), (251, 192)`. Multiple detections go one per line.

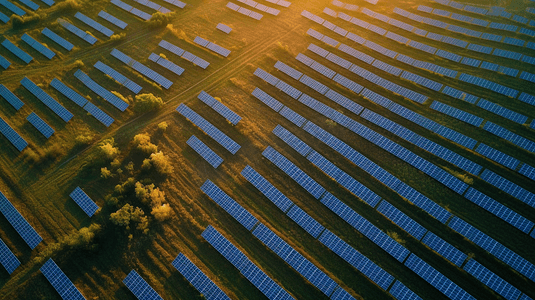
(200, 180), (258, 230)
(519, 164), (535, 181)
(172, 253), (231, 300)
(251, 87), (284, 112)
(476, 99), (527, 124)
(459, 73), (518, 98)
(483, 122), (535, 152)
(40, 259), (86, 300)
(57, 18), (98, 45)
(240, 165), (294, 212)
(123, 270), (163, 300)
(93, 61), (142, 94)
(464, 188), (534, 234)
(0, 84), (24, 110)
(475, 143), (520, 170)
(286, 205), (325, 238)
(83, 102), (114, 127)
(74, 69), (129, 112)
(0, 191), (42, 249)
(201, 225), (295, 300)
(20, 77), (73, 122)
(252, 224), (343, 297)
(253, 67), (280, 86)
(0, 237), (20, 274)
(27, 112), (54, 139)
(430, 101), (483, 127)
(148, 53), (185, 76)
(272, 125), (312, 156)
(98, 10), (128, 29)
(69, 187), (99, 217)
(388, 280), (422, 300)
(197, 91), (241, 125)
(111, 49), (173, 89)
(404, 254), (476, 300)
(421, 232), (466, 266)
(376, 201), (427, 240)
(319, 229), (396, 291)
(0, 55), (10, 69)
(41, 28), (74, 51)
(480, 169), (535, 208)
(448, 217), (535, 281)
(186, 135), (223, 168)
(0, 117), (27, 152)
(21, 34), (55, 59)
(2, 39), (33, 64)
(464, 259), (521, 300)
(176, 104), (241, 154)
(75, 12), (114, 37)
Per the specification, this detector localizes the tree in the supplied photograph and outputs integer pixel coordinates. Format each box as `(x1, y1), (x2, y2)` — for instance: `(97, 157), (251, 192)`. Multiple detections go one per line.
(133, 93), (164, 113)
(110, 204), (149, 233)
(152, 204), (172, 221)
(99, 138), (120, 160)
(147, 11), (176, 28)
(158, 122), (168, 131)
(101, 167), (112, 179)
(133, 133), (158, 154)
(149, 151), (174, 175)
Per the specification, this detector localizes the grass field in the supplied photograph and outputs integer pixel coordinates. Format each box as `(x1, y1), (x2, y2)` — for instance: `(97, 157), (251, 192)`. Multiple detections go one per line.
(1, 0), (535, 299)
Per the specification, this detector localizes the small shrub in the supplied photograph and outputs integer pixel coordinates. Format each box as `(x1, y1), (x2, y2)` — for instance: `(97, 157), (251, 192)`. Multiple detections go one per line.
(147, 12), (176, 28)
(109, 33), (126, 42)
(133, 133), (158, 154)
(133, 93), (164, 113)
(149, 151), (173, 175)
(101, 167), (112, 179)
(11, 12), (43, 29)
(157, 122), (168, 131)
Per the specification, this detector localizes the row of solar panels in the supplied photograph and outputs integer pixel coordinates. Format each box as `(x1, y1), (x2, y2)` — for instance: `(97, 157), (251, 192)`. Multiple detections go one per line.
(148, 53), (185, 76)
(131, 0), (171, 13)
(226, 2), (263, 20)
(333, 6), (535, 82)
(197, 91), (241, 125)
(201, 180), (355, 299)
(216, 23), (232, 34)
(292, 53), (535, 212)
(75, 12), (114, 37)
(265, 0), (290, 7)
(111, 48), (173, 89)
(94, 61), (142, 94)
(74, 69), (129, 111)
(433, 0), (531, 25)
(270, 125), (530, 300)
(186, 135), (223, 168)
(0, 0), (26, 17)
(254, 84), (535, 298)
(158, 39), (210, 69)
(57, 18), (98, 45)
(21, 33), (55, 59)
(193, 36), (231, 57)
(176, 104), (241, 154)
(235, 0), (280, 16)
(111, 0), (151, 21)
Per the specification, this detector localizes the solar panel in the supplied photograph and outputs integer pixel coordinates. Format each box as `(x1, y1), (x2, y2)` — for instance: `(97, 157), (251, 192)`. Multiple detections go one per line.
(172, 253), (231, 300)
(111, 0), (151, 20)
(41, 28), (74, 51)
(69, 187), (100, 217)
(40, 259), (86, 300)
(480, 169), (535, 208)
(132, 0), (171, 13)
(0, 55), (10, 69)
(21, 33), (55, 59)
(216, 23), (232, 34)
(0, 11), (8, 24)
(123, 270), (163, 300)
(57, 18), (98, 45)
(186, 135), (223, 168)
(2, 39), (33, 64)
(482, 121), (535, 152)
(158, 40), (185, 57)
(197, 91), (241, 125)
(74, 69), (129, 111)
(463, 259), (522, 300)
(201, 225), (295, 300)
(176, 104), (241, 154)
(49, 78), (88, 108)
(0, 237), (19, 274)
(98, 10), (128, 29)
(476, 99), (527, 124)
(93, 61), (142, 94)
(0, 191), (42, 249)
(20, 77), (73, 122)
(286, 205), (325, 238)
(376, 201), (427, 240)
(194, 37), (232, 57)
(251, 87), (284, 112)
(388, 280), (423, 300)
(163, 0), (186, 9)
(75, 12), (114, 37)
(430, 101), (483, 127)
(421, 232), (467, 266)
(83, 102), (114, 127)
(0, 0), (25, 15)
(241, 165), (294, 212)
(0, 84), (24, 110)
(27, 112), (54, 139)
(475, 143), (520, 170)
(252, 224), (343, 297)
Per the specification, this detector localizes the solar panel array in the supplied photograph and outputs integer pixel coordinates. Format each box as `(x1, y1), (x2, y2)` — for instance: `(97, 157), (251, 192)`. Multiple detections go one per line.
(376, 201), (427, 240)
(197, 91), (241, 125)
(50, 78), (88, 107)
(0, 117), (27, 151)
(131, 0), (171, 13)
(483, 122), (535, 152)
(27, 112), (54, 139)
(0, 12), (8, 24)
(216, 23), (232, 34)
(421, 232), (467, 267)
(480, 169), (535, 208)
(2, 39), (33, 64)
(0, 0), (25, 16)
(235, 0), (280, 15)
(41, 28), (74, 51)
(240, 165), (294, 212)
(0, 84), (24, 110)
(74, 69), (129, 111)
(57, 18), (98, 45)
(430, 101), (484, 127)
(0, 55), (10, 69)
(0, 237), (20, 274)
(476, 100), (527, 124)
(94, 61), (142, 94)
(0, 191), (42, 249)
(475, 144), (520, 170)
(110, 49), (173, 88)
(123, 270), (164, 300)
(463, 259), (522, 300)
(176, 104), (241, 154)
(158, 40), (210, 69)
(201, 225), (295, 300)
(21, 34), (55, 59)
(69, 187), (100, 217)
(98, 10), (128, 29)
(226, 2), (263, 20)
(172, 253), (231, 300)
(148, 53), (185, 76)
(201, 180), (258, 230)
(40, 259), (86, 300)
(163, 0), (186, 9)
(21, 77), (74, 122)
(83, 102), (114, 127)
(75, 12), (114, 37)
(194, 36), (231, 57)
(19, 0), (38, 11)
(186, 135), (223, 168)
(110, 0), (151, 21)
